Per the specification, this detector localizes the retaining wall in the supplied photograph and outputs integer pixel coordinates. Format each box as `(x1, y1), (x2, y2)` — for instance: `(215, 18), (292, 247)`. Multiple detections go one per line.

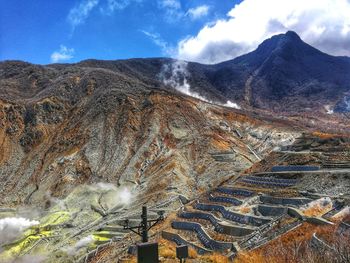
(306, 217), (333, 225)
(257, 205), (287, 217)
(242, 220), (302, 251)
(171, 221), (236, 252)
(260, 195), (312, 206)
(195, 203), (270, 226)
(216, 187), (254, 197)
(179, 210), (223, 233)
(310, 233), (335, 251)
(179, 210), (255, 236)
(239, 176), (297, 188)
(161, 231), (211, 255)
(271, 166), (320, 172)
(337, 221), (350, 236)
(287, 207), (304, 219)
(243, 176), (297, 184)
(209, 195), (242, 206)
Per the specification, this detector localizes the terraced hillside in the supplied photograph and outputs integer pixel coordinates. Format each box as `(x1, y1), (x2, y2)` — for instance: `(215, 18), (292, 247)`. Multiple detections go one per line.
(88, 135), (350, 262)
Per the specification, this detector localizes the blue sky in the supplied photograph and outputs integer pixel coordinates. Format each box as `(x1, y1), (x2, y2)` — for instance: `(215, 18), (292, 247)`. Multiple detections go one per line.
(0, 0), (239, 64)
(1, 0), (349, 65)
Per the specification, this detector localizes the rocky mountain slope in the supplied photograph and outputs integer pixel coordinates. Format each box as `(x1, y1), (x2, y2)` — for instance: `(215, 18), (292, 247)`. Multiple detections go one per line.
(186, 31), (350, 113)
(0, 60), (297, 209)
(0, 58), (299, 262)
(36, 31), (350, 116)
(0, 31), (349, 262)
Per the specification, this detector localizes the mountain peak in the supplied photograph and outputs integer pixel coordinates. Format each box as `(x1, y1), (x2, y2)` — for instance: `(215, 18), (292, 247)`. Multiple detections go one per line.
(284, 30), (301, 40)
(233, 30), (319, 68)
(266, 30), (304, 51)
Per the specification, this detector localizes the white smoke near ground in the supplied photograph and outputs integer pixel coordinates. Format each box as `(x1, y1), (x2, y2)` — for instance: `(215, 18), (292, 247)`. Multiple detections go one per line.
(224, 100), (241, 110)
(93, 182), (117, 191)
(159, 60), (241, 109)
(0, 217), (39, 245)
(65, 235), (94, 256)
(11, 254), (47, 263)
(118, 187), (132, 204)
(159, 60), (210, 102)
(45, 191), (66, 210)
(324, 105), (334, 114)
(15, 207), (42, 222)
(89, 183), (133, 206)
(74, 235), (94, 250)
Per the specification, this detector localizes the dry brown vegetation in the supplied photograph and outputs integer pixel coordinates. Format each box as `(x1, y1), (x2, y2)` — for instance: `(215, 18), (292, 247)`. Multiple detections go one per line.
(235, 222), (350, 263)
(202, 253), (230, 263)
(239, 206), (251, 214)
(302, 203), (332, 217)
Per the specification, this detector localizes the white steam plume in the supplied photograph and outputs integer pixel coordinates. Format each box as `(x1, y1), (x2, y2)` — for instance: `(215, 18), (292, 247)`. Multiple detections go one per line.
(118, 187), (132, 204)
(11, 254), (47, 263)
(159, 60), (241, 109)
(0, 217), (39, 245)
(159, 60), (210, 102)
(45, 191), (66, 210)
(224, 100), (241, 110)
(93, 182), (117, 191)
(89, 183), (133, 206)
(66, 235), (94, 256)
(324, 105), (334, 114)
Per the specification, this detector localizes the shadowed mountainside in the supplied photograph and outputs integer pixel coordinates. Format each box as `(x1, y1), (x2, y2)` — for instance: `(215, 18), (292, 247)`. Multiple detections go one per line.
(186, 31), (350, 113)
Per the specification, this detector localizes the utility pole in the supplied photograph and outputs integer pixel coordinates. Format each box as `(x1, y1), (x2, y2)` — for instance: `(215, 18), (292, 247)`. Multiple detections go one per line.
(141, 206), (148, 242)
(123, 206), (165, 263)
(123, 206), (164, 242)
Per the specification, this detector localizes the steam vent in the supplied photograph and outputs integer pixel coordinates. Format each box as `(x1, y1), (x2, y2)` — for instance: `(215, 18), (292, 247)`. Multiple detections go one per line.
(1, 14), (350, 262)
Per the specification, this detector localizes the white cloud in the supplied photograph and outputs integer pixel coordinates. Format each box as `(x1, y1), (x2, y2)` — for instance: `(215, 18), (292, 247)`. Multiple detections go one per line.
(100, 0), (143, 15)
(141, 30), (174, 55)
(187, 5), (209, 20)
(158, 0), (183, 23)
(67, 0), (99, 30)
(177, 0), (350, 64)
(159, 0), (181, 9)
(50, 45), (75, 63)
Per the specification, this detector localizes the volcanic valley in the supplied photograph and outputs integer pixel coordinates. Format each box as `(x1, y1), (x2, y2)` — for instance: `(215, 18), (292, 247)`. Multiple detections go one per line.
(0, 32), (350, 263)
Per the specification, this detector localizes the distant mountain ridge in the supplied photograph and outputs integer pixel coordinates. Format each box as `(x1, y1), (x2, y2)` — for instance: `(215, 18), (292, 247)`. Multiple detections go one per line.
(186, 31), (350, 113)
(1, 31), (350, 114)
